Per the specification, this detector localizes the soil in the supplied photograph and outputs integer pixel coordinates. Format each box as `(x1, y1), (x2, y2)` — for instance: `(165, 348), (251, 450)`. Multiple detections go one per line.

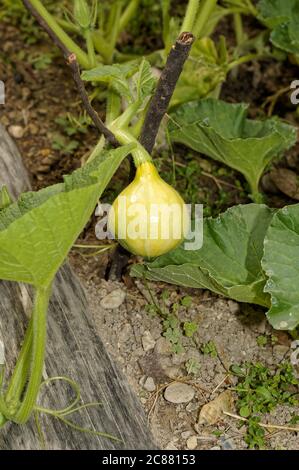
(1, 12), (299, 451)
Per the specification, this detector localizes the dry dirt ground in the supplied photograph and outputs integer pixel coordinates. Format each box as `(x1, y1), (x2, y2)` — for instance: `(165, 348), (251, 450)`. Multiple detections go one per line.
(1, 20), (299, 450)
(74, 264), (299, 451)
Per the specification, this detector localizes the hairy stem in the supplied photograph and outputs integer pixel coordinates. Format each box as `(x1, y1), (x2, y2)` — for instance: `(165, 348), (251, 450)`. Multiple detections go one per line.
(118, 0), (140, 34)
(234, 13), (245, 46)
(193, 0), (218, 38)
(181, 0), (200, 34)
(106, 91), (122, 125)
(85, 29), (96, 68)
(13, 284), (52, 424)
(22, 0), (90, 68)
(111, 127), (151, 167)
(5, 316), (33, 406)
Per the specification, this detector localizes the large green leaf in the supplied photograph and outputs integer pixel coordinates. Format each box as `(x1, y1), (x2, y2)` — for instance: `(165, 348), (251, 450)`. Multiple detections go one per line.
(169, 99), (297, 198)
(0, 145), (133, 287)
(81, 62), (139, 101)
(132, 204), (273, 307)
(262, 204), (299, 330)
(257, 0), (299, 54)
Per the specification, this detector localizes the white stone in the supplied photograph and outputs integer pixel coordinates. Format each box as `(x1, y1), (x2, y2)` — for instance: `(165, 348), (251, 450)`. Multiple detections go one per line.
(181, 430), (193, 439)
(142, 330), (156, 352)
(143, 376), (156, 392)
(186, 436), (198, 450)
(100, 289), (126, 309)
(8, 125), (25, 139)
(164, 382), (195, 404)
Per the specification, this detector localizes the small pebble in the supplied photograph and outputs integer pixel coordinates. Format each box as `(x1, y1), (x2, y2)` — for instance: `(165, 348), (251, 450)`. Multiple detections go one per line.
(164, 382), (195, 404)
(143, 377), (156, 392)
(228, 300), (240, 315)
(118, 323), (132, 342)
(142, 330), (156, 352)
(186, 436), (198, 450)
(100, 289), (126, 309)
(220, 437), (235, 450)
(181, 430), (193, 439)
(186, 402), (198, 413)
(8, 125), (25, 139)
(165, 442), (178, 450)
(273, 345), (289, 359)
(155, 337), (172, 355)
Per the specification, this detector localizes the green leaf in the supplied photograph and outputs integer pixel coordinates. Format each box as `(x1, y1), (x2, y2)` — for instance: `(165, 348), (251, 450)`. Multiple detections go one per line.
(132, 204), (273, 307)
(81, 62), (139, 100)
(262, 204), (299, 330)
(0, 145), (133, 287)
(240, 405), (251, 418)
(257, 0), (298, 27)
(135, 59), (156, 101)
(0, 186), (13, 210)
(257, 0), (299, 54)
(169, 98), (297, 197)
(183, 321), (198, 338)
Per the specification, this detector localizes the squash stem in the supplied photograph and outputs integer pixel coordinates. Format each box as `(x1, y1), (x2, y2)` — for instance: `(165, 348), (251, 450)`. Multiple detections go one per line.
(28, 0), (90, 68)
(12, 283), (52, 424)
(5, 316), (33, 406)
(193, 0), (218, 38)
(181, 0), (200, 34)
(111, 127), (152, 167)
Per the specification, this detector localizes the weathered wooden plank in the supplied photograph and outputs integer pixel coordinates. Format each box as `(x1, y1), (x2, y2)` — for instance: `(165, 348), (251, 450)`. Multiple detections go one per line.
(0, 125), (31, 198)
(0, 124), (156, 449)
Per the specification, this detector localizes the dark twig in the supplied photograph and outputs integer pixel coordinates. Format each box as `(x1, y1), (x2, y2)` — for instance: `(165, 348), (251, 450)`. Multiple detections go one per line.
(140, 32), (194, 154)
(67, 55), (119, 147)
(22, 0), (70, 59)
(22, 0), (119, 147)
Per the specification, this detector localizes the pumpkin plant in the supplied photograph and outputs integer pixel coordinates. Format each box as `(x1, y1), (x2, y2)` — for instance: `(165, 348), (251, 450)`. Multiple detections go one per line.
(19, 0), (269, 108)
(0, 3), (194, 432)
(0, 145), (133, 429)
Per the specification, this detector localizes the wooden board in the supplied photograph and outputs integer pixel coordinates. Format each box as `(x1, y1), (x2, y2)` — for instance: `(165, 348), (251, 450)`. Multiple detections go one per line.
(0, 124), (156, 450)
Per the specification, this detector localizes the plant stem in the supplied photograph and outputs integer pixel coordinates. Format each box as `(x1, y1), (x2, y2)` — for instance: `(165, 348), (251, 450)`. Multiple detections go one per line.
(106, 90), (122, 125)
(193, 0), (218, 38)
(56, 17), (80, 34)
(247, 177), (263, 203)
(22, 0), (90, 69)
(92, 31), (111, 62)
(234, 13), (244, 46)
(87, 136), (105, 163)
(227, 53), (262, 71)
(246, 0), (258, 17)
(118, 0), (140, 34)
(85, 29), (96, 68)
(107, 2), (122, 63)
(181, 0), (200, 34)
(5, 316), (33, 406)
(111, 127), (151, 167)
(67, 54), (119, 147)
(112, 100), (141, 129)
(13, 284), (52, 424)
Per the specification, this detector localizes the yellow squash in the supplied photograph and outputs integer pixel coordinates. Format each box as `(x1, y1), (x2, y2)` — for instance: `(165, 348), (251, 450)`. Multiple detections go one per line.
(108, 162), (189, 258)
